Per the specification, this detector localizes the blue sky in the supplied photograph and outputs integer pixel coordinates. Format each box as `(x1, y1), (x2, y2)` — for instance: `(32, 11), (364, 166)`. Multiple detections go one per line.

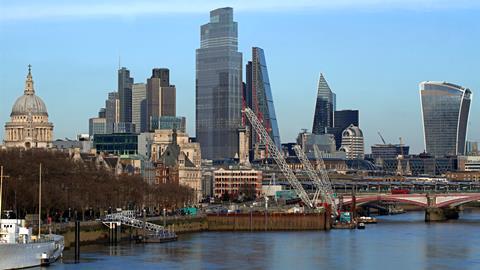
(1, 0), (479, 153)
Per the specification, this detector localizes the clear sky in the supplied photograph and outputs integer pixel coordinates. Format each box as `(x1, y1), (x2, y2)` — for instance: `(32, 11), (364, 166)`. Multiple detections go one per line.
(1, 0), (479, 153)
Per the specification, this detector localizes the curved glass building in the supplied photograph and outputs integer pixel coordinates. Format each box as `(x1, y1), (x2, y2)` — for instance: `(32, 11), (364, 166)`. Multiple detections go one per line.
(420, 81), (472, 157)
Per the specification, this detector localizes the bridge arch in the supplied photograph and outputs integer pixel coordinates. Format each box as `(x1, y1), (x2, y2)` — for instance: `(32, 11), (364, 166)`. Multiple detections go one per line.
(343, 195), (428, 208)
(436, 195), (480, 208)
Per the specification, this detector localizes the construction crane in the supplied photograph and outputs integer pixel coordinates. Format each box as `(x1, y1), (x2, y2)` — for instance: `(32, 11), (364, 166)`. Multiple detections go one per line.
(377, 131), (387, 144)
(293, 145), (327, 205)
(243, 107), (314, 208)
(313, 144), (338, 215)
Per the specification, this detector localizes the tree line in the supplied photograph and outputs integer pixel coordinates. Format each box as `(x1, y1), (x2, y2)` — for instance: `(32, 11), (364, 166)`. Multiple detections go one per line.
(0, 149), (194, 221)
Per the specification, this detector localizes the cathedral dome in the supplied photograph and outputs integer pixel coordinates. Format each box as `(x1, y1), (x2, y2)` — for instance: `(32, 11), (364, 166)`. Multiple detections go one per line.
(11, 95), (48, 117)
(10, 66), (49, 117)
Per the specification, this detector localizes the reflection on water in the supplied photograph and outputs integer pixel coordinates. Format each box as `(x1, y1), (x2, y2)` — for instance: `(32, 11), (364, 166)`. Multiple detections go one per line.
(42, 210), (480, 270)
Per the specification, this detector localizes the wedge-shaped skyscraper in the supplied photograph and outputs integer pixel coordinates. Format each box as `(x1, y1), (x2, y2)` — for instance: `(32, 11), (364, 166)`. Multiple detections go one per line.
(312, 73), (335, 134)
(245, 47), (281, 151)
(420, 81), (472, 156)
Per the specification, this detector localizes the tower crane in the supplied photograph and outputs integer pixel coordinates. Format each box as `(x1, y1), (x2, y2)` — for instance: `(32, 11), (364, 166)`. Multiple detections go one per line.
(313, 144), (338, 216)
(243, 107), (314, 208)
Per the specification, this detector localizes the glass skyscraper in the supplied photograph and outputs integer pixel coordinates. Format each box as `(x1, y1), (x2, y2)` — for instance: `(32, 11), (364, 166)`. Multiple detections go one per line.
(312, 73), (335, 134)
(118, 67), (133, 123)
(420, 81), (472, 156)
(105, 92), (119, 134)
(245, 47), (281, 150)
(196, 7), (243, 160)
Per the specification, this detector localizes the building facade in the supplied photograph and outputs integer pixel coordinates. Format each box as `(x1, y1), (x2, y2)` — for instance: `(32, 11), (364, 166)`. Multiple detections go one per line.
(196, 7), (243, 160)
(339, 124), (364, 159)
(89, 117), (106, 137)
(93, 133), (138, 155)
(146, 68), (176, 131)
(312, 73), (335, 134)
(151, 130), (202, 202)
(105, 92), (120, 134)
(213, 168), (262, 199)
(150, 116), (186, 133)
(245, 47), (281, 152)
(118, 67), (134, 124)
(132, 83), (147, 133)
(4, 66), (54, 148)
(327, 109), (359, 149)
(420, 81), (472, 156)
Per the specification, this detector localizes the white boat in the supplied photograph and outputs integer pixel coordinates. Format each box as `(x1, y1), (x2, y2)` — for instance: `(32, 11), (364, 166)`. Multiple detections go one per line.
(0, 218), (64, 269)
(0, 164), (64, 269)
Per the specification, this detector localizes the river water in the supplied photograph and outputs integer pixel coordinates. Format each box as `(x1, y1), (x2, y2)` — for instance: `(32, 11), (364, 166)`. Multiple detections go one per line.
(46, 210), (479, 270)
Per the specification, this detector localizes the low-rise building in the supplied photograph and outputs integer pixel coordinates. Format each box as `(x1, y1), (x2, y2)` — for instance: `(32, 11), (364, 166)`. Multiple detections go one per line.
(213, 168), (262, 199)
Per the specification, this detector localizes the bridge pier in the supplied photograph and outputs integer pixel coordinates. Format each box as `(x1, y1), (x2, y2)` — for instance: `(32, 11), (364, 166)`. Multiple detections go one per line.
(425, 207), (459, 222)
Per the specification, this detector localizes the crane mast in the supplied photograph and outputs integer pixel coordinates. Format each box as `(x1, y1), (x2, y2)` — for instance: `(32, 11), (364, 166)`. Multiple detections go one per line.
(313, 144), (338, 215)
(243, 108), (313, 208)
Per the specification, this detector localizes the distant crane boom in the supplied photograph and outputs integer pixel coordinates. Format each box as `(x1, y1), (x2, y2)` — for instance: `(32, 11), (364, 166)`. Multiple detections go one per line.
(377, 131), (387, 144)
(243, 107), (313, 208)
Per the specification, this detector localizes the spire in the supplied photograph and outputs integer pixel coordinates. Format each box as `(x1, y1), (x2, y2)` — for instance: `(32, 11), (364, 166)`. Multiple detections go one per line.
(24, 64), (35, 95)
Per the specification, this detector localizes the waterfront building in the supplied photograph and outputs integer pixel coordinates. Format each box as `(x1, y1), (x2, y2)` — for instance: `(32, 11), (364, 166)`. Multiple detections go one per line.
(213, 168), (262, 199)
(150, 116), (186, 133)
(4, 66), (54, 148)
(105, 92), (120, 134)
(245, 47), (281, 155)
(196, 7), (243, 160)
(93, 133), (138, 155)
(312, 73), (335, 134)
(146, 68), (176, 131)
(118, 67), (134, 124)
(339, 124), (364, 159)
(132, 83), (147, 133)
(420, 81), (472, 156)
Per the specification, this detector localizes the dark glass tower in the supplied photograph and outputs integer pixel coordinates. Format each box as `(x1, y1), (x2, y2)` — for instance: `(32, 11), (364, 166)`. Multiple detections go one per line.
(196, 7), (243, 160)
(312, 73), (335, 134)
(420, 81), (471, 156)
(118, 67), (133, 123)
(327, 110), (359, 149)
(245, 47), (281, 150)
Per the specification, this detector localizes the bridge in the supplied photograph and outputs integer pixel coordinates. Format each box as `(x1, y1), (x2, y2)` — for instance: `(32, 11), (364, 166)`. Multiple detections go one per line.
(339, 193), (480, 221)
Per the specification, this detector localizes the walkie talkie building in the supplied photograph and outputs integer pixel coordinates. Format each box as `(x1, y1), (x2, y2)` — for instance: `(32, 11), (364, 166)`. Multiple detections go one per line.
(420, 81), (472, 157)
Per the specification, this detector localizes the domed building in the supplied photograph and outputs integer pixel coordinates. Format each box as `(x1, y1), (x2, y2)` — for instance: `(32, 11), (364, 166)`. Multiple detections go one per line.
(4, 66), (54, 148)
(339, 124), (364, 159)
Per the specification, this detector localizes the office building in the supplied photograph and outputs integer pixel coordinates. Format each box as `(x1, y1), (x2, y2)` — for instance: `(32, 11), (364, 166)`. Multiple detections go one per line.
(339, 124), (364, 159)
(146, 68), (176, 131)
(118, 67), (134, 123)
(89, 117), (107, 137)
(132, 83), (147, 133)
(105, 92), (119, 134)
(466, 141), (479, 156)
(245, 47), (281, 153)
(93, 133), (138, 155)
(312, 73), (335, 134)
(327, 109), (359, 149)
(420, 81), (471, 156)
(196, 7), (243, 160)
(150, 116), (186, 133)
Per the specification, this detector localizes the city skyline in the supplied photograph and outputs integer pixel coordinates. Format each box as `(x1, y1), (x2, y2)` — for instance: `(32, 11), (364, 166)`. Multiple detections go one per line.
(1, 2), (479, 153)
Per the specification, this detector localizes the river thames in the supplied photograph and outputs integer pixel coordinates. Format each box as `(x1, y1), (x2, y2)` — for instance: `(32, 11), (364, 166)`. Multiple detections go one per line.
(47, 210), (479, 270)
